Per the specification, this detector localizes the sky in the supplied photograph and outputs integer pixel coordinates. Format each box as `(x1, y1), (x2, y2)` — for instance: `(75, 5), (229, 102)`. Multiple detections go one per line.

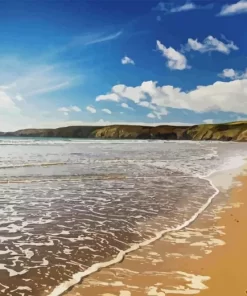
(0, 0), (247, 131)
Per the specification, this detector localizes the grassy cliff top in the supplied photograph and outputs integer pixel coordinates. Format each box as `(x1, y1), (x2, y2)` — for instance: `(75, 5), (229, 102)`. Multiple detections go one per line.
(2, 121), (247, 141)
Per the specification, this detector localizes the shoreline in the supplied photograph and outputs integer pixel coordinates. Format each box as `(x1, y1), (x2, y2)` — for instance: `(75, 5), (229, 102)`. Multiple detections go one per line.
(48, 169), (221, 296)
(62, 163), (247, 296)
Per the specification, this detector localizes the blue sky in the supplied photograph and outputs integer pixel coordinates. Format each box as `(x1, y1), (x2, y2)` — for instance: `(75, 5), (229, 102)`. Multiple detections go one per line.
(0, 0), (247, 131)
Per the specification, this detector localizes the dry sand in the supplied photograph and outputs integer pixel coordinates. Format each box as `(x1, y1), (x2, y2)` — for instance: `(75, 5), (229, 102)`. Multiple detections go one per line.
(65, 169), (247, 296)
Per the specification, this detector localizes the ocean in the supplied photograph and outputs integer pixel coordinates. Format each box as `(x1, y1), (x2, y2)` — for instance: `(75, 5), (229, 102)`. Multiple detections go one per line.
(0, 137), (246, 296)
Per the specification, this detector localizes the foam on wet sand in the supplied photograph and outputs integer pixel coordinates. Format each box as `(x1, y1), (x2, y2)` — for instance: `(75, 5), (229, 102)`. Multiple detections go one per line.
(1, 139), (247, 296)
(65, 164), (247, 296)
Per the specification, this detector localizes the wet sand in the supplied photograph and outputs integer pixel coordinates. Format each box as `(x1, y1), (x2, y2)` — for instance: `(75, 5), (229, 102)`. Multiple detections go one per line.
(65, 167), (247, 296)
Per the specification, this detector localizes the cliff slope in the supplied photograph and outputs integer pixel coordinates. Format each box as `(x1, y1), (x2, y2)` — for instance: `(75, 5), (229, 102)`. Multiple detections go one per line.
(2, 121), (247, 141)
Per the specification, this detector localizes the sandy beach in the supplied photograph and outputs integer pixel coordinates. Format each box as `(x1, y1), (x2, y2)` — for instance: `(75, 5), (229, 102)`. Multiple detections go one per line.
(65, 166), (247, 296)
(3, 140), (247, 296)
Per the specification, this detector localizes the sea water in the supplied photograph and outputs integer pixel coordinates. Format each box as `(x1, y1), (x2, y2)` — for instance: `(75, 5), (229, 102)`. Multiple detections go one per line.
(0, 137), (246, 295)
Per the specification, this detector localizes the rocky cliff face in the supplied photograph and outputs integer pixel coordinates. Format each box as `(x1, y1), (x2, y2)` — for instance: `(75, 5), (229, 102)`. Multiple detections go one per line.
(182, 122), (247, 141)
(4, 126), (100, 138)
(91, 125), (188, 139)
(2, 122), (247, 141)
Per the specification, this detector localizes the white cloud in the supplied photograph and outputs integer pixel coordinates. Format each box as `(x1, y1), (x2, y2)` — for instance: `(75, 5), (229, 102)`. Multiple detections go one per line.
(49, 30), (123, 58)
(58, 107), (70, 112)
(64, 112), (69, 116)
(219, 0), (247, 16)
(86, 105), (97, 113)
(153, 2), (167, 11)
(147, 108), (168, 120)
(139, 101), (157, 110)
(83, 31), (122, 46)
(121, 102), (134, 110)
(102, 108), (112, 114)
(0, 90), (19, 112)
(27, 81), (71, 97)
(153, 2), (196, 13)
(58, 106), (81, 112)
(156, 40), (189, 70)
(147, 113), (156, 119)
(0, 60), (81, 106)
(203, 119), (214, 124)
(73, 31), (123, 49)
(70, 106), (81, 112)
(219, 68), (247, 80)
(154, 107), (169, 119)
(153, 2), (212, 13)
(219, 68), (236, 79)
(184, 36), (238, 54)
(171, 2), (197, 12)
(113, 85), (144, 102)
(0, 90), (39, 131)
(96, 85), (145, 103)
(15, 94), (24, 101)
(96, 93), (120, 102)
(95, 79), (247, 114)
(121, 56), (135, 65)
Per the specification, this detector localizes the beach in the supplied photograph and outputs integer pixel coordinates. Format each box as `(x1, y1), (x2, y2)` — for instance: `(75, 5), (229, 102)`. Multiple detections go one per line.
(0, 138), (247, 295)
(65, 165), (247, 296)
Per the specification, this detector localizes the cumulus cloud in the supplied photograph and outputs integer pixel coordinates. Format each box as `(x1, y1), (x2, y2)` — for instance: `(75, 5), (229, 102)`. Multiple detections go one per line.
(58, 107), (70, 112)
(96, 85), (145, 103)
(219, 68), (247, 80)
(96, 93), (120, 102)
(86, 105), (96, 113)
(153, 107), (169, 119)
(146, 108), (168, 120)
(58, 106), (81, 112)
(95, 79), (247, 114)
(219, 0), (247, 16)
(121, 102), (134, 110)
(139, 101), (157, 110)
(184, 35), (238, 54)
(156, 40), (189, 70)
(147, 113), (156, 119)
(219, 68), (236, 79)
(69, 105), (81, 112)
(121, 56), (135, 65)
(102, 108), (112, 114)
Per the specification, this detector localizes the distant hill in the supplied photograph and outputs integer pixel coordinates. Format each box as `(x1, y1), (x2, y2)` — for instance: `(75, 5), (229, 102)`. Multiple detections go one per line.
(2, 121), (247, 141)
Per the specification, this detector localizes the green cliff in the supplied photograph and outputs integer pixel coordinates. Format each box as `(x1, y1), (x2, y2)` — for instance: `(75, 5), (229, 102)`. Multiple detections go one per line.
(183, 122), (247, 141)
(2, 121), (247, 141)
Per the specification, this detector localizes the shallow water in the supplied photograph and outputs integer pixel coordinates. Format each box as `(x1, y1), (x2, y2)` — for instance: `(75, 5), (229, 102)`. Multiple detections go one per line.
(0, 137), (246, 295)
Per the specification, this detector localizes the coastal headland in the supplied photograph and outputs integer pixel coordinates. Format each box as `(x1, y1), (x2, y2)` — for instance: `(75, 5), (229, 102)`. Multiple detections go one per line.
(2, 121), (247, 141)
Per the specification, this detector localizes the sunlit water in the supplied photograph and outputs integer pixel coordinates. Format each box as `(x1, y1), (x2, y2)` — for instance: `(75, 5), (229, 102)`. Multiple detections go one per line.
(0, 137), (246, 295)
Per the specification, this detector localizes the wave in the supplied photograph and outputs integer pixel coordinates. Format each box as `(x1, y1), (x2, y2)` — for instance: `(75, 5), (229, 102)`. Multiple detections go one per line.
(48, 155), (246, 296)
(0, 162), (66, 169)
(0, 137), (241, 146)
(0, 138), (165, 146)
